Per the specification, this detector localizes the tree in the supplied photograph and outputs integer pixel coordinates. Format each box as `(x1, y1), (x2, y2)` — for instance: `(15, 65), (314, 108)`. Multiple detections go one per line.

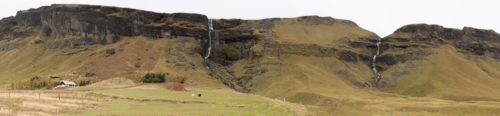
(141, 73), (152, 83)
(159, 73), (165, 82)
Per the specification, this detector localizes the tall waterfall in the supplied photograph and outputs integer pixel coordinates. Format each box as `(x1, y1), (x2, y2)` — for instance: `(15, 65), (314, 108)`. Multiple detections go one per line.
(372, 39), (382, 86)
(205, 19), (213, 60)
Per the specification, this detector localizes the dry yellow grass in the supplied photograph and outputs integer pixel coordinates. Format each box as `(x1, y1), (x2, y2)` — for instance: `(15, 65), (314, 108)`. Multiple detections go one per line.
(0, 90), (112, 116)
(272, 20), (376, 47)
(228, 52), (500, 115)
(382, 45), (500, 101)
(82, 77), (137, 89)
(0, 36), (228, 91)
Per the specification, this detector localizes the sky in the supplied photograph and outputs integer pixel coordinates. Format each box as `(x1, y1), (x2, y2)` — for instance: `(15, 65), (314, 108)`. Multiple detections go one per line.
(0, 0), (498, 37)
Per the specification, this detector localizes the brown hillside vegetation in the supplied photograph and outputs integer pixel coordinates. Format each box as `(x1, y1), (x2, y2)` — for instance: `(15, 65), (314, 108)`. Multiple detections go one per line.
(0, 4), (500, 115)
(379, 24), (500, 101)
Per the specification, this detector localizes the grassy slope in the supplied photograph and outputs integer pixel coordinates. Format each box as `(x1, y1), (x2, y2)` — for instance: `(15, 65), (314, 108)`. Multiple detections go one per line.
(0, 36), (92, 87)
(272, 21), (375, 46)
(246, 18), (378, 93)
(382, 45), (500, 101)
(2, 17), (500, 115)
(241, 53), (500, 115)
(228, 20), (500, 115)
(0, 35), (226, 90)
(247, 19), (375, 115)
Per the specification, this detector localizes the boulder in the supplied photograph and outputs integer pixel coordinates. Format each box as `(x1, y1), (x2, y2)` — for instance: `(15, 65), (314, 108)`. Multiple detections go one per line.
(33, 39), (43, 44)
(106, 48), (115, 56)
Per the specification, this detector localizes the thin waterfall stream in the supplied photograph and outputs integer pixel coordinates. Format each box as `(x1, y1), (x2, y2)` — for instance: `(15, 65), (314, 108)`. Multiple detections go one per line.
(205, 19), (213, 60)
(372, 38), (382, 86)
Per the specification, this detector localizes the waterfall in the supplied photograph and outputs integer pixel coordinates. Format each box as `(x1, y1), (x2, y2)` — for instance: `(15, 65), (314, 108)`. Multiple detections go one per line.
(205, 19), (213, 60)
(372, 39), (382, 86)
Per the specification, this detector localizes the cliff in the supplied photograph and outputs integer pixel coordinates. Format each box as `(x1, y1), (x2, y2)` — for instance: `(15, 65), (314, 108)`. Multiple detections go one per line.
(1, 4), (208, 48)
(0, 4), (379, 91)
(1, 4), (500, 115)
(377, 24), (500, 73)
(377, 24), (500, 101)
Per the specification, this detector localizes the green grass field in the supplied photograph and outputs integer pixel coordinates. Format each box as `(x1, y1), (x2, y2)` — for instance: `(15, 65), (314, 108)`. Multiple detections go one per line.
(73, 88), (305, 116)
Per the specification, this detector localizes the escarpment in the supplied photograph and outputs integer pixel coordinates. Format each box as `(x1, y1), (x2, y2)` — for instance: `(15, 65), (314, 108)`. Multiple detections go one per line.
(201, 16), (381, 92)
(376, 24), (500, 89)
(378, 24), (500, 71)
(1, 4), (208, 49)
(0, 4), (381, 92)
(1, 4), (499, 97)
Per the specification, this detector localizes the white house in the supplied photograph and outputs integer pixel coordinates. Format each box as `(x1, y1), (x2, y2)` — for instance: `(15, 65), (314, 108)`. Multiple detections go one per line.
(53, 80), (76, 90)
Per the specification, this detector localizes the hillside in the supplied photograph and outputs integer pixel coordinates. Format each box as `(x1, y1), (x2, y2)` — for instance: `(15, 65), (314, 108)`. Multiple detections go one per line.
(378, 24), (500, 101)
(0, 4), (500, 115)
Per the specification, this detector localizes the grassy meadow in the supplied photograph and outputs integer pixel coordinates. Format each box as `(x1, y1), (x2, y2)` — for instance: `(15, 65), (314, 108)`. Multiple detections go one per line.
(75, 88), (305, 116)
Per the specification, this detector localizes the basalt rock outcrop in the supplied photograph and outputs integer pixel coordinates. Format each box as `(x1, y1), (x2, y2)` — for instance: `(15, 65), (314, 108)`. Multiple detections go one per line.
(203, 16), (380, 91)
(2, 4), (499, 93)
(377, 24), (500, 71)
(206, 16), (378, 65)
(376, 24), (500, 87)
(1, 4), (209, 48)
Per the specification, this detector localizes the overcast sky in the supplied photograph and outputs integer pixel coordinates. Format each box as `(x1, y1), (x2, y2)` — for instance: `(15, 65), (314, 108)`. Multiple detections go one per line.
(0, 0), (498, 37)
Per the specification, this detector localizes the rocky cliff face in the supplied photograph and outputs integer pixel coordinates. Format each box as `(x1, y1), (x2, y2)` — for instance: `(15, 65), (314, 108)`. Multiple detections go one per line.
(378, 24), (500, 71)
(1, 4), (499, 94)
(1, 4), (376, 92)
(202, 16), (380, 91)
(377, 24), (500, 87)
(0, 4), (382, 91)
(1, 4), (208, 48)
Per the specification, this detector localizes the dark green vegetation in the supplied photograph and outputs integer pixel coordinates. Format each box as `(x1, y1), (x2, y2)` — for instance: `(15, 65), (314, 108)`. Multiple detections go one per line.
(78, 80), (92, 86)
(0, 4), (499, 115)
(140, 73), (165, 83)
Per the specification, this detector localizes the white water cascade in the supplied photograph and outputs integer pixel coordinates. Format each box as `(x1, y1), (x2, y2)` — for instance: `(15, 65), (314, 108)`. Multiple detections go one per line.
(372, 39), (382, 85)
(205, 19), (213, 60)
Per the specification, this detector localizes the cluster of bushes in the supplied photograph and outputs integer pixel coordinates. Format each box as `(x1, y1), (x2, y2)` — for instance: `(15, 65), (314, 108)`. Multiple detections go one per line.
(10, 76), (95, 90)
(141, 73), (186, 84)
(11, 77), (59, 90)
(141, 73), (166, 83)
(79, 80), (92, 86)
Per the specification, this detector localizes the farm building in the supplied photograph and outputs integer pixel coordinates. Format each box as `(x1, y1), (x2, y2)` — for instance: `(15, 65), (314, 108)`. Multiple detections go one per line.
(53, 80), (77, 90)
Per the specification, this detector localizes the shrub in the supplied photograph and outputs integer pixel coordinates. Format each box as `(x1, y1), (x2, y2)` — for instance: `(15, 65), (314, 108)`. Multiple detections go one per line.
(151, 77), (161, 82)
(141, 73), (165, 83)
(11, 76), (53, 90)
(79, 80), (92, 86)
(85, 72), (96, 77)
